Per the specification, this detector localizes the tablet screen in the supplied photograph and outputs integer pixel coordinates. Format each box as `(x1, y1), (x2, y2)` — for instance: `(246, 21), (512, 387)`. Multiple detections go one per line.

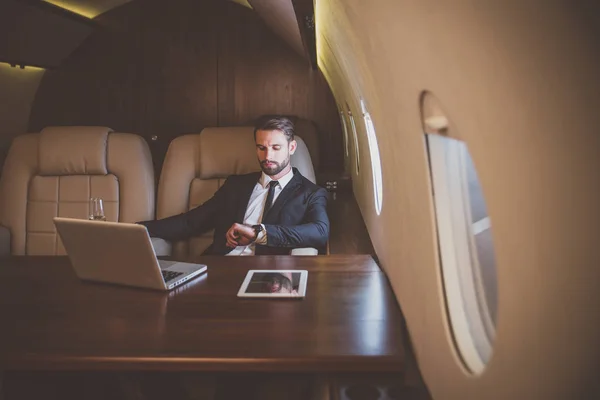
(237, 270), (308, 298)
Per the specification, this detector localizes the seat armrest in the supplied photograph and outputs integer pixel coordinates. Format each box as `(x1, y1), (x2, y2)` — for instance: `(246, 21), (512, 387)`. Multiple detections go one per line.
(0, 225), (10, 256)
(290, 247), (318, 256)
(151, 237), (172, 257)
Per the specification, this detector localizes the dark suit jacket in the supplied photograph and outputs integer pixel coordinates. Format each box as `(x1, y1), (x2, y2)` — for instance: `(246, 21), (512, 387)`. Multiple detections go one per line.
(138, 168), (330, 255)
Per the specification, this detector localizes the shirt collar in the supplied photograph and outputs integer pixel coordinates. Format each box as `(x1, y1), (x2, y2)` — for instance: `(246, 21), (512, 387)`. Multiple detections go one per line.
(259, 167), (294, 190)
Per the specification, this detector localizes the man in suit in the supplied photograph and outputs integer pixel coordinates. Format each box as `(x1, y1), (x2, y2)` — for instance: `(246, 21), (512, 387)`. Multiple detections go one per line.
(130, 116), (330, 400)
(137, 115), (330, 255)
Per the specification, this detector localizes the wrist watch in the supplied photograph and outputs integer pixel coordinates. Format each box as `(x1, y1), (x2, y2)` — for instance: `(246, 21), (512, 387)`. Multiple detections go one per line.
(252, 224), (263, 240)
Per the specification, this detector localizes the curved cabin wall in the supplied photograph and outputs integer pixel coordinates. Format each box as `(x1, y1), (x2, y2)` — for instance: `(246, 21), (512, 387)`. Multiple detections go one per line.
(318, 0), (599, 399)
(28, 0), (342, 176)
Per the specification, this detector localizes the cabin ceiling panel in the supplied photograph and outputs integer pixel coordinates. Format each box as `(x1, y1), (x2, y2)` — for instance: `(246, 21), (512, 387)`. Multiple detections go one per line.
(42, 0), (134, 19)
(2, 0), (304, 72)
(289, 0), (317, 69)
(247, 0), (305, 58)
(229, 0), (253, 9)
(42, 0), (251, 19)
(0, 0), (93, 68)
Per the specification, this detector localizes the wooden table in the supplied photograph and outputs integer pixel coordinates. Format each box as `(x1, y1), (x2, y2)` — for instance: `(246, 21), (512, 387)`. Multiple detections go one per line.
(0, 255), (405, 373)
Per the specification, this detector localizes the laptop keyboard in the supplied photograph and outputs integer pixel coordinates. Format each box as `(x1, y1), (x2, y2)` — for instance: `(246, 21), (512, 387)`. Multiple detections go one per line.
(162, 270), (183, 282)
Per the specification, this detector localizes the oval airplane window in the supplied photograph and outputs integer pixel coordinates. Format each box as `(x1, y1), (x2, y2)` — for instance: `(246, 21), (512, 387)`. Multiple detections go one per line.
(346, 103), (360, 175)
(360, 100), (383, 215)
(339, 109), (350, 158)
(422, 94), (498, 375)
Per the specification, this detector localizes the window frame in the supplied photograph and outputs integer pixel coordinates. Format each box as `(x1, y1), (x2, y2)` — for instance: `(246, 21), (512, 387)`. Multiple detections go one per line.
(339, 109), (350, 158)
(426, 133), (495, 375)
(346, 103), (360, 175)
(361, 105), (383, 215)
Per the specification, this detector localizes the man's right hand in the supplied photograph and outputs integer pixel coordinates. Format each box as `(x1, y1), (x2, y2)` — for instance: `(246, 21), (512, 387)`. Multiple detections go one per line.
(226, 223), (255, 248)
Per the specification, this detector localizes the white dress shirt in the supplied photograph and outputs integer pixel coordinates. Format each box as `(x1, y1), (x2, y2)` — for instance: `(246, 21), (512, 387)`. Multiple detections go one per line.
(226, 168), (295, 256)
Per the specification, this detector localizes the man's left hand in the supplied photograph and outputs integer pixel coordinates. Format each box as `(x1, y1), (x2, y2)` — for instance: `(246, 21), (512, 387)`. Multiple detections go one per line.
(225, 223), (255, 247)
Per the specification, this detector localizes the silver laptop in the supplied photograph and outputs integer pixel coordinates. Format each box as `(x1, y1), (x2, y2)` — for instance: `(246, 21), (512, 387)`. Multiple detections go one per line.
(53, 217), (207, 291)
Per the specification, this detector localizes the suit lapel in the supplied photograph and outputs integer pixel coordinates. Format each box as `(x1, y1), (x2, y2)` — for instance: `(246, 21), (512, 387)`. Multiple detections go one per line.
(263, 170), (302, 223)
(235, 172), (261, 223)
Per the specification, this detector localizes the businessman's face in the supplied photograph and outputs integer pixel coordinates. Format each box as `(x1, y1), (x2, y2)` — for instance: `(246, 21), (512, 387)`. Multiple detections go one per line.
(255, 129), (297, 177)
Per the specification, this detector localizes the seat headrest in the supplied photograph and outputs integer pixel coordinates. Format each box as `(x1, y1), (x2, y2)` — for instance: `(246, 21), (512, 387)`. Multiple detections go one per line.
(38, 126), (112, 175)
(197, 127), (259, 179)
(293, 118), (320, 170)
(196, 126), (315, 183)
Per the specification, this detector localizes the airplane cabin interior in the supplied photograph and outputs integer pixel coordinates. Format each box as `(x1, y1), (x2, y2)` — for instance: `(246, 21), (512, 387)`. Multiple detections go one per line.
(0, 0), (598, 399)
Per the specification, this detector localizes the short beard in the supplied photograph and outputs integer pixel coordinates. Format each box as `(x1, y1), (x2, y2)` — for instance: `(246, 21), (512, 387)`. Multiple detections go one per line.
(260, 156), (290, 176)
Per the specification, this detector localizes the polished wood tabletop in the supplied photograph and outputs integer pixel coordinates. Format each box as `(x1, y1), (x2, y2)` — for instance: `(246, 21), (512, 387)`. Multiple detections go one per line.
(0, 255), (404, 373)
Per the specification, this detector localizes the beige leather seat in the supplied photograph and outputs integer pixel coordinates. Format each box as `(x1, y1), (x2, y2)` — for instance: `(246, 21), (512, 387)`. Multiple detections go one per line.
(0, 126), (155, 256)
(154, 126), (319, 259)
(289, 117), (320, 171)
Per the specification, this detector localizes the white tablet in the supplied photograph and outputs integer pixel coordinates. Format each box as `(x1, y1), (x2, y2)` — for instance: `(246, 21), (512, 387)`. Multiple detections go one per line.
(237, 270), (308, 298)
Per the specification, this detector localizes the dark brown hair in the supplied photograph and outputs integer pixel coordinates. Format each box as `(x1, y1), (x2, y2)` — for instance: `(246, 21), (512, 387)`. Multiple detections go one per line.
(253, 115), (295, 142)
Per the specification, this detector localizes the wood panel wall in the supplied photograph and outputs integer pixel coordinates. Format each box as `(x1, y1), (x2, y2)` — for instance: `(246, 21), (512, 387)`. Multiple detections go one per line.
(28, 0), (343, 178)
(0, 64), (46, 175)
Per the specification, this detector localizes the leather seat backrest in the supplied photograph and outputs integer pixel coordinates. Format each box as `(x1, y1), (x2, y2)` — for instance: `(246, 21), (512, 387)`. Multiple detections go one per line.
(292, 117), (320, 171)
(157, 126), (316, 259)
(0, 126), (155, 255)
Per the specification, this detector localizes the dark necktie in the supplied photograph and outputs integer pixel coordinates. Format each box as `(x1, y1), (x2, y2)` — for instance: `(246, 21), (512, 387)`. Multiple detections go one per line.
(262, 180), (279, 220)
